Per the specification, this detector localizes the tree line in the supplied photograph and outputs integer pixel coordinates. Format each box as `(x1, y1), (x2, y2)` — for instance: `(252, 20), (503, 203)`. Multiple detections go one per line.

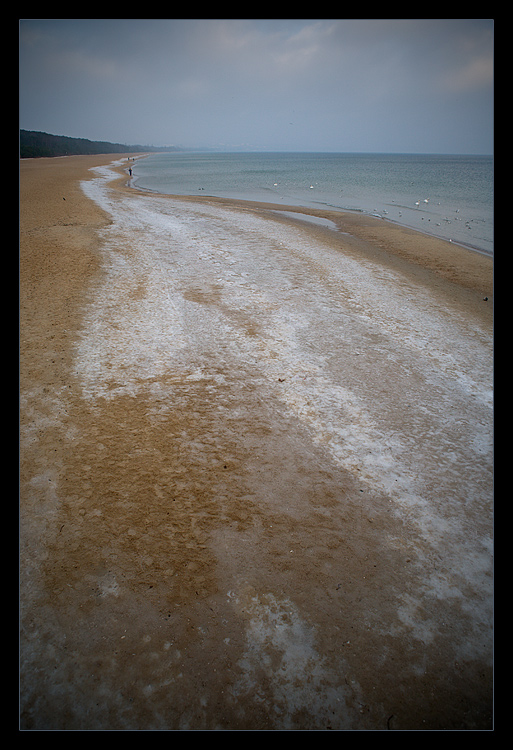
(20, 130), (178, 158)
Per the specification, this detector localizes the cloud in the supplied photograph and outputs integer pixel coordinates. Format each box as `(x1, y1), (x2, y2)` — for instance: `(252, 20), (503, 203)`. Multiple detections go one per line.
(19, 18), (493, 153)
(442, 54), (493, 94)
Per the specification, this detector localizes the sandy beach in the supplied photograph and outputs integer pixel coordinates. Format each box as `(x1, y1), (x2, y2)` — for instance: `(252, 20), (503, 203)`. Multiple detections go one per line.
(20, 154), (493, 731)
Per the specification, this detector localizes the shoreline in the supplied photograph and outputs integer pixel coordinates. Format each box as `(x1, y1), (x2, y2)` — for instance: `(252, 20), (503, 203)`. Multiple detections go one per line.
(112, 156), (493, 302)
(20, 154), (493, 730)
(124, 154), (493, 260)
(133, 181), (493, 260)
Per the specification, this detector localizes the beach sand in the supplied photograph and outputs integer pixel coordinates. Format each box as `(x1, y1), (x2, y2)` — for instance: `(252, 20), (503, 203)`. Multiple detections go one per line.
(20, 155), (493, 730)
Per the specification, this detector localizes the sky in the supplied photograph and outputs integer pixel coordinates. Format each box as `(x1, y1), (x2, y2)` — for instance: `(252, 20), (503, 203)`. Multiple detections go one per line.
(19, 18), (494, 154)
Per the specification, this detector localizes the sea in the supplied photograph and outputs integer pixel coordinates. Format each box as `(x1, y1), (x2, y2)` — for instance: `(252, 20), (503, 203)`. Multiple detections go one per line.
(131, 152), (494, 256)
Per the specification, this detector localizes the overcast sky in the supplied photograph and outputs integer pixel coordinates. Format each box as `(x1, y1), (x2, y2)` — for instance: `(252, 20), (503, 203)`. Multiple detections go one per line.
(19, 18), (494, 154)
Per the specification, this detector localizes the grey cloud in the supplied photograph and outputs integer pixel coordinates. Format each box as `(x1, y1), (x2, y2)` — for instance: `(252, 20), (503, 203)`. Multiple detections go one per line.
(19, 18), (493, 153)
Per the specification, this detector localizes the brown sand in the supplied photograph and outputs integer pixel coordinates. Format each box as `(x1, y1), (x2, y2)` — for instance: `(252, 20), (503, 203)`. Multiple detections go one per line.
(20, 155), (493, 730)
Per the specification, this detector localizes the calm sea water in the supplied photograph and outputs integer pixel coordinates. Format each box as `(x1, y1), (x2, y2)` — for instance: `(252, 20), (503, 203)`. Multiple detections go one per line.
(132, 152), (493, 255)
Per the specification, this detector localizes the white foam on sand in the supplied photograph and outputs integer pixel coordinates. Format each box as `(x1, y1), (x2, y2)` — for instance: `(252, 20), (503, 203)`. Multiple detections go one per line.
(77, 161), (493, 651)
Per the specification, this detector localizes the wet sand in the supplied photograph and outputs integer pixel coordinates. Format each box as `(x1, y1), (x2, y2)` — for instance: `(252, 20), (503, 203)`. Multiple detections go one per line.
(20, 155), (493, 731)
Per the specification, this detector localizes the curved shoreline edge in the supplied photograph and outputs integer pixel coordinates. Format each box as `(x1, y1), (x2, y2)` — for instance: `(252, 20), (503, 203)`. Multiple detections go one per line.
(20, 152), (493, 731)
(124, 153), (493, 259)
(111, 155), (493, 304)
